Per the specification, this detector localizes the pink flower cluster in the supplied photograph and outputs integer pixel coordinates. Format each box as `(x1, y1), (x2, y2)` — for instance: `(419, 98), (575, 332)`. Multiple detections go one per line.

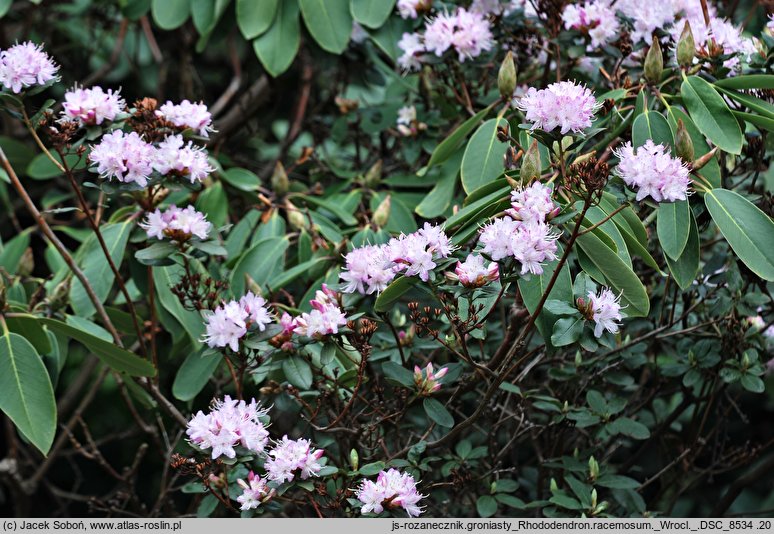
(479, 182), (559, 276)
(562, 1), (620, 50)
(396, 0), (430, 19)
(154, 134), (214, 184)
(398, 8), (493, 70)
(89, 128), (214, 187)
(614, 140), (691, 203)
(294, 285), (348, 338)
(203, 292), (273, 352)
(264, 436), (325, 484)
(340, 224), (452, 295)
(0, 41), (58, 93)
(236, 471), (275, 511)
(88, 131), (156, 187)
(453, 254), (499, 288)
(414, 362), (448, 395)
(140, 204), (212, 241)
(356, 469), (425, 517)
(61, 86), (125, 126)
(517, 81), (600, 135)
(587, 288), (624, 338)
(186, 396), (270, 460)
(156, 99), (214, 137)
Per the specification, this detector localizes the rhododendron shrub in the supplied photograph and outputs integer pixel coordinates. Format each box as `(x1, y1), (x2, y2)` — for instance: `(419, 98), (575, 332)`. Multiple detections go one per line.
(0, 0), (773, 520)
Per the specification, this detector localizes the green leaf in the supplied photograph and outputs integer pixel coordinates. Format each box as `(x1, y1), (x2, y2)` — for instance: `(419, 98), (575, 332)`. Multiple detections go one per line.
(70, 221), (132, 318)
(518, 248), (573, 346)
(357, 461), (386, 476)
(237, 0), (278, 39)
(681, 75), (743, 155)
(373, 276), (416, 313)
(230, 237), (290, 295)
(415, 155), (460, 218)
(608, 417), (650, 439)
(153, 264), (205, 347)
(596, 474), (640, 489)
(495, 494), (526, 509)
(302, 194), (358, 226)
(253, 0), (300, 77)
(195, 181), (228, 228)
(461, 118), (508, 194)
(740, 374), (765, 393)
(421, 104), (494, 173)
(135, 241), (178, 266)
(172, 350), (221, 401)
(0, 0), (12, 17)
(299, 0), (352, 54)
(714, 75), (774, 91)
(632, 110), (673, 148)
(268, 257), (328, 290)
(666, 107), (721, 188)
(704, 188), (774, 281)
(423, 397), (454, 428)
(0, 332), (56, 455)
(716, 87), (774, 121)
(283, 356), (313, 389)
(549, 494), (583, 510)
(476, 495), (498, 518)
(576, 232), (650, 317)
(0, 229), (31, 272)
(25, 153), (83, 180)
(733, 111), (774, 133)
(5, 314), (51, 354)
(551, 316), (584, 347)
(40, 319), (156, 377)
(657, 200), (690, 260)
(350, 0), (395, 28)
(152, 0), (190, 30)
(382, 361), (415, 387)
(222, 168), (262, 192)
(665, 209), (700, 290)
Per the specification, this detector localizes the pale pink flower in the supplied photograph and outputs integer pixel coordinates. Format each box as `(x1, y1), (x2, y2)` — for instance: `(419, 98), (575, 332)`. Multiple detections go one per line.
(61, 86), (125, 126)
(507, 182), (559, 224)
(518, 81), (600, 135)
(236, 471), (275, 510)
(140, 204), (212, 241)
(294, 285), (347, 338)
(153, 134), (213, 183)
(0, 41), (58, 93)
(453, 254), (499, 288)
(186, 396), (269, 460)
(414, 362), (449, 394)
(203, 301), (248, 352)
(88, 130), (156, 187)
(264, 436), (325, 484)
(562, 1), (620, 50)
(156, 100), (214, 137)
(397, 105), (416, 126)
(340, 244), (396, 295)
(239, 292), (272, 331)
(479, 217), (558, 275)
(397, 32), (425, 71)
(587, 288), (624, 337)
(397, 0), (430, 19)
(356, 469), (425, 517)
(614, 140), (691, 202)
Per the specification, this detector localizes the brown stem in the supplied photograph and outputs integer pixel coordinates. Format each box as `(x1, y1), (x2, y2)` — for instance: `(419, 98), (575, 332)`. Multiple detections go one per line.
(59, 148), (148, 357)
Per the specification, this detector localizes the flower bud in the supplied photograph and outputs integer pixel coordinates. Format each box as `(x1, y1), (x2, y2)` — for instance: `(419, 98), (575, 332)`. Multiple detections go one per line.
(588, 456), (599, 481)
(18, 248), (34, 277)
(286, 202), (308, 230)
(520, 140), (541, 183)
(676, 21), (695, 68)
(372, 195), (391, 228)
(674, 119), (694, 163)
(692, 147), (718, 171)
(363, 159), (382, 189)
(498, 51), (517, 99)
(271, 161), (289, 197)
(349, 449), (359, 471)
(644, 37), (663, 84)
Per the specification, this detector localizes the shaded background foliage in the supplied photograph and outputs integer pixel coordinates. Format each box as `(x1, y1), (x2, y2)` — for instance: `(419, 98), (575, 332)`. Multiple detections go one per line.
(0, 0), (773, 520)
